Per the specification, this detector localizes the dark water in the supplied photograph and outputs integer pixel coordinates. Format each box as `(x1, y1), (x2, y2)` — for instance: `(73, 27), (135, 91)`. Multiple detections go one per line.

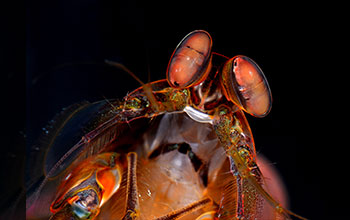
(1, 1), (336, 219)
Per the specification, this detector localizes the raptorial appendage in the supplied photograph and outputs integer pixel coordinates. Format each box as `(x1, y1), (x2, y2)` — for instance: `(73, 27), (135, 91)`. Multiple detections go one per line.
(213, 106), (307, 220)
(49, 153), (122, 220)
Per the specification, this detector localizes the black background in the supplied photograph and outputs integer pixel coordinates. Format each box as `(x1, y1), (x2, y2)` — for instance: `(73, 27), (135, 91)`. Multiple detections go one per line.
(2, 0), (345, 219)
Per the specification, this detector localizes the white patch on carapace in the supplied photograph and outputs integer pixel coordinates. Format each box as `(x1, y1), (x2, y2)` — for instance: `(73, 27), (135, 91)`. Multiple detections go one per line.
(183, 106), (213, 124)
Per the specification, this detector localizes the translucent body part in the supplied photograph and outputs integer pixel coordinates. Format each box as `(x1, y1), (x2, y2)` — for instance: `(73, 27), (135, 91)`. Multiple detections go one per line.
(167, 30), (212, 88)
(96, 113), (289, 219)
(96, 113), (226, 219)
(221, 55), (272, 117)
(27, 109), (290, 219)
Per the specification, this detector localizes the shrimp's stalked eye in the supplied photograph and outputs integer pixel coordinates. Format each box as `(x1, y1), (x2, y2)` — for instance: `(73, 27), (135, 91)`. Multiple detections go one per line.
(167, 30), (212, 88)
(221, 55), (272, 117)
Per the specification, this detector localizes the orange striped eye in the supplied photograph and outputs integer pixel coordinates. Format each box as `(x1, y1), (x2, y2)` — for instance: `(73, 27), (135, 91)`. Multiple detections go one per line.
(221, 55), (272, 117)
(167, 30), (212, 88)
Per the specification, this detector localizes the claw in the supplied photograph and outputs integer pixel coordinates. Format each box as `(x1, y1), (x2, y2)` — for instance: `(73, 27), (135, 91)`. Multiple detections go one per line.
(49, 153), (122, 220)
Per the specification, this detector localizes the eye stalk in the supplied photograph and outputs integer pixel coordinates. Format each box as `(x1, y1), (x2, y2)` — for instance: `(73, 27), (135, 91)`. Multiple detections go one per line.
(221, 55), (272, 117)
(167, 30), (212, 88)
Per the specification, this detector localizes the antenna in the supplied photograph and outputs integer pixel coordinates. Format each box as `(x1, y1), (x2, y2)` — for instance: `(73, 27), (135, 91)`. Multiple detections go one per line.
(105, 60), (161, 112)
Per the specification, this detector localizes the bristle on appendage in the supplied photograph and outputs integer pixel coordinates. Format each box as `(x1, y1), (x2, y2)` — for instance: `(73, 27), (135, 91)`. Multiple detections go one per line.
(154, 197), (212, 220)
(246, 173), (308, 220)
(122, 152), (140, 220)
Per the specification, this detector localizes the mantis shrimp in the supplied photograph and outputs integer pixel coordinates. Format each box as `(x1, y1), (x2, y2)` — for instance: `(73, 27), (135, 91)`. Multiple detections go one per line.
(26, 30), (306, 220)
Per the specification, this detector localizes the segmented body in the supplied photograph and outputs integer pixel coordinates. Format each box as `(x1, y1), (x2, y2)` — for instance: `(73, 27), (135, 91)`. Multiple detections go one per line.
(26, 30), (306, 220)
(50, 67), (265, 219)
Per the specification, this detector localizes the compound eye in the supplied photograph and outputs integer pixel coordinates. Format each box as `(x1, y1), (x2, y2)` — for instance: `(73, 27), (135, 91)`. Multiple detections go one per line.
(221, 55), (272, 117)
(167, 30), (212, 88)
